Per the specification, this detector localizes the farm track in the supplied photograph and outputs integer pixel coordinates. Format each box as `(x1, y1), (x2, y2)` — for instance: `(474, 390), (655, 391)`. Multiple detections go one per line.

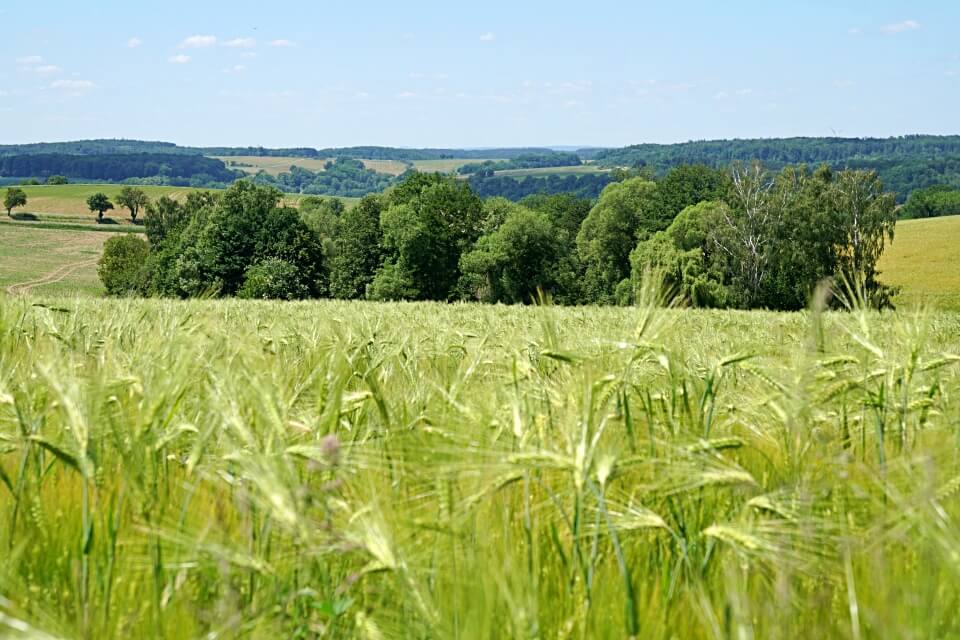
(5, 257), (100, 295)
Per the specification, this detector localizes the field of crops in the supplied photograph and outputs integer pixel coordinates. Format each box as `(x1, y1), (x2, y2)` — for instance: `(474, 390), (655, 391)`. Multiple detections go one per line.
(9, 185), (349, 226)
(13, 185), (203, 221)
(0, 294), (958, 638)
(214, 156), (411, 177)
(878, 215), (960, 311)
(0, 225), (108, 296)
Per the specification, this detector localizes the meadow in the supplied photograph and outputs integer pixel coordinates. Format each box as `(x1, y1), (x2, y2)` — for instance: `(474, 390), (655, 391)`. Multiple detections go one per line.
(213, 156), (481, 177)
(9, 185), (354, 227)
(878, 214), (960, 311)
(0, 293), (958, 639)
(0, 225), (108, 296)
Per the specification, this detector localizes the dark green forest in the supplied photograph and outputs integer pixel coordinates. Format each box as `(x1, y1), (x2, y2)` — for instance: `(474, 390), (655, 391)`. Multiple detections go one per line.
(0, 153), (239, 185)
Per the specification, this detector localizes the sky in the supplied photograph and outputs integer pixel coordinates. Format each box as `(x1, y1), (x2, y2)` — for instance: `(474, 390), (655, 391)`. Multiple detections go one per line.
(1, 0), (957, 148)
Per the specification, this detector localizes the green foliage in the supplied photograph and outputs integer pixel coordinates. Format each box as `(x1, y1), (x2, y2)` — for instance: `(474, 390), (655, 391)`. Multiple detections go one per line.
(458, 152), (582, 175)
(371, 173), (483, 301)
(4, 187), (27, 215)
(238, 257), (311, 300)
(900, 185), (960, 219)
(633, 164), (898, 310)
(577, 177), (660, 304)
(0, 298), (959, 638)
(329, 195), (384, 299)
(45, 174), (68, 185)
(86, 192), (114, 221)
(459, 206), (562, 303)
(252, 158), (396, 197)
(115, 186), (149, 221)
(96, 234), (150, 296)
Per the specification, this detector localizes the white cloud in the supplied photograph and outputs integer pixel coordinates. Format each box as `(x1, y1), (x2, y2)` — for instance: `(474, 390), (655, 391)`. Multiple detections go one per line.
(50, 79), (95, 90)
(735, 88), (753, 96)
(479, 32), (496, 42)
(714, 91), (729, 100)
(168, 54), (191, 64)
(833, 79), (854, 89)
(355, 91), (370, 98)
(16, 55), (43, 65)
(848, 27), (862, 36)
(34, 65), (62, 75)
(881, 20), (920, 34)
(241, 52), (258, 59)
(180, 35), (217, 48)
(396, 91), (416, 99)
(127, 37), (142, 48)
(269, 39), (296, 47)
(222, 65), (246, 73)
(946, 70), (957, 77)
(223, 37), (256, 48)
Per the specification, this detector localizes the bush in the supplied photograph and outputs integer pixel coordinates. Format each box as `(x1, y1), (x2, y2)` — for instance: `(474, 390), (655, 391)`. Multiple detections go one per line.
(97, 234), (150, 296)
(238, 258), (310, 300)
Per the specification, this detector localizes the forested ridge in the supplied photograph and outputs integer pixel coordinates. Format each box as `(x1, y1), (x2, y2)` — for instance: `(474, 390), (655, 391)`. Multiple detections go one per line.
(4, 136), (960, 201)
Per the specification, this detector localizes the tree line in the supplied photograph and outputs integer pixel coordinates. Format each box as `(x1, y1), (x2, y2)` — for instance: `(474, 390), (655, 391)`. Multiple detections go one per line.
(458, 152), (583, 175)
(99, 163), (897, 310)
(0, 153), (239, 185)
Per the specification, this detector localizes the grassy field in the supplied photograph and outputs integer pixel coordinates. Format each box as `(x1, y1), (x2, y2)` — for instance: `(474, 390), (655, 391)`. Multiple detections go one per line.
(215, 156), (410, 176)
(0, 296), (958, 638)
(0, 224), (112, 296)
(411, 158), (494, 173)
(879, 214), (960, 311)
(13, 185), (204, 222)
(9, 184), (355, 226)
(494, 164), (613, 179)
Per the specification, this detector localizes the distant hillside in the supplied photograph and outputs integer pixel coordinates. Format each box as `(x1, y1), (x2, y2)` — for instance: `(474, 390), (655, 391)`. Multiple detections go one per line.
(593, 135), (960, 168)
(0, 153), (239, 185)
(0, 139), (559, 161)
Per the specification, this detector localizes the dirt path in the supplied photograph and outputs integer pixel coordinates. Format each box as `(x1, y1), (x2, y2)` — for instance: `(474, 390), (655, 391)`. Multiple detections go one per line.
(5, 257), (101, 295)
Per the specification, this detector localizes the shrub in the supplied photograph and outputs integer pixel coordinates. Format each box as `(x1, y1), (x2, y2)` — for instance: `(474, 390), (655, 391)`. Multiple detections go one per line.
(97, 234), (150, 296)
(238, 258), (310, 300)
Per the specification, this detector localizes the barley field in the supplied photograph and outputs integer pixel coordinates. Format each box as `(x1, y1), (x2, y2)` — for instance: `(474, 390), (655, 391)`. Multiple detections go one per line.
(0, 292), (958, 639)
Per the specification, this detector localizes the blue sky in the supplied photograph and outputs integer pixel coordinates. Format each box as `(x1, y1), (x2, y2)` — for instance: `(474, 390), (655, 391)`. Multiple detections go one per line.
(1, 0), (957, 148)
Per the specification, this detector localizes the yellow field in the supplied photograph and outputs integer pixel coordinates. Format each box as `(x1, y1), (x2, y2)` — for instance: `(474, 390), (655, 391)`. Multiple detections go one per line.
(879, 214), (960, 310)
(215, 156), (410, 176)
(411, 158), (491, 173)
(9, 184), (351, 226)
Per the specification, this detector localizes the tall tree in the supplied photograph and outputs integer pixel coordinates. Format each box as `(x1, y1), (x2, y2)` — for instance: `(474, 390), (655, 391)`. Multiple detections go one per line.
(86, 192), (114, 222)
(115, 186), (150, 222)
(4, 187), (27, 216)
(576, 177), (660, 304)
(329, 195), (384, 299)
(369, 173), (483, 301)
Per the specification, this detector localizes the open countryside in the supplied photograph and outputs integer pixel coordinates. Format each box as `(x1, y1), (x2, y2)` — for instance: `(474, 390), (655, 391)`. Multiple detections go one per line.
(3, 2), (960, 639)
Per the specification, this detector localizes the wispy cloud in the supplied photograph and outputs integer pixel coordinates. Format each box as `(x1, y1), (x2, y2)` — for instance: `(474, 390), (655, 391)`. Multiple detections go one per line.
(222, 65), (246, 73)
(50, 79), (95, 91)
(180, 35), (217, 48)
(479, 32), (496, 42)
(127, 37), (142, 48)
(833, 79), (855, 89)
(16, 55), (43, 65)
(168, 54), (191, 64)
(848, 27), (862, 36)
(223, 37), (256, 48)
(269, 39), (296, 47)
(881, 20), (920, 34)
(396, 91), (416, 99)
(34, 65), (62, 75)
